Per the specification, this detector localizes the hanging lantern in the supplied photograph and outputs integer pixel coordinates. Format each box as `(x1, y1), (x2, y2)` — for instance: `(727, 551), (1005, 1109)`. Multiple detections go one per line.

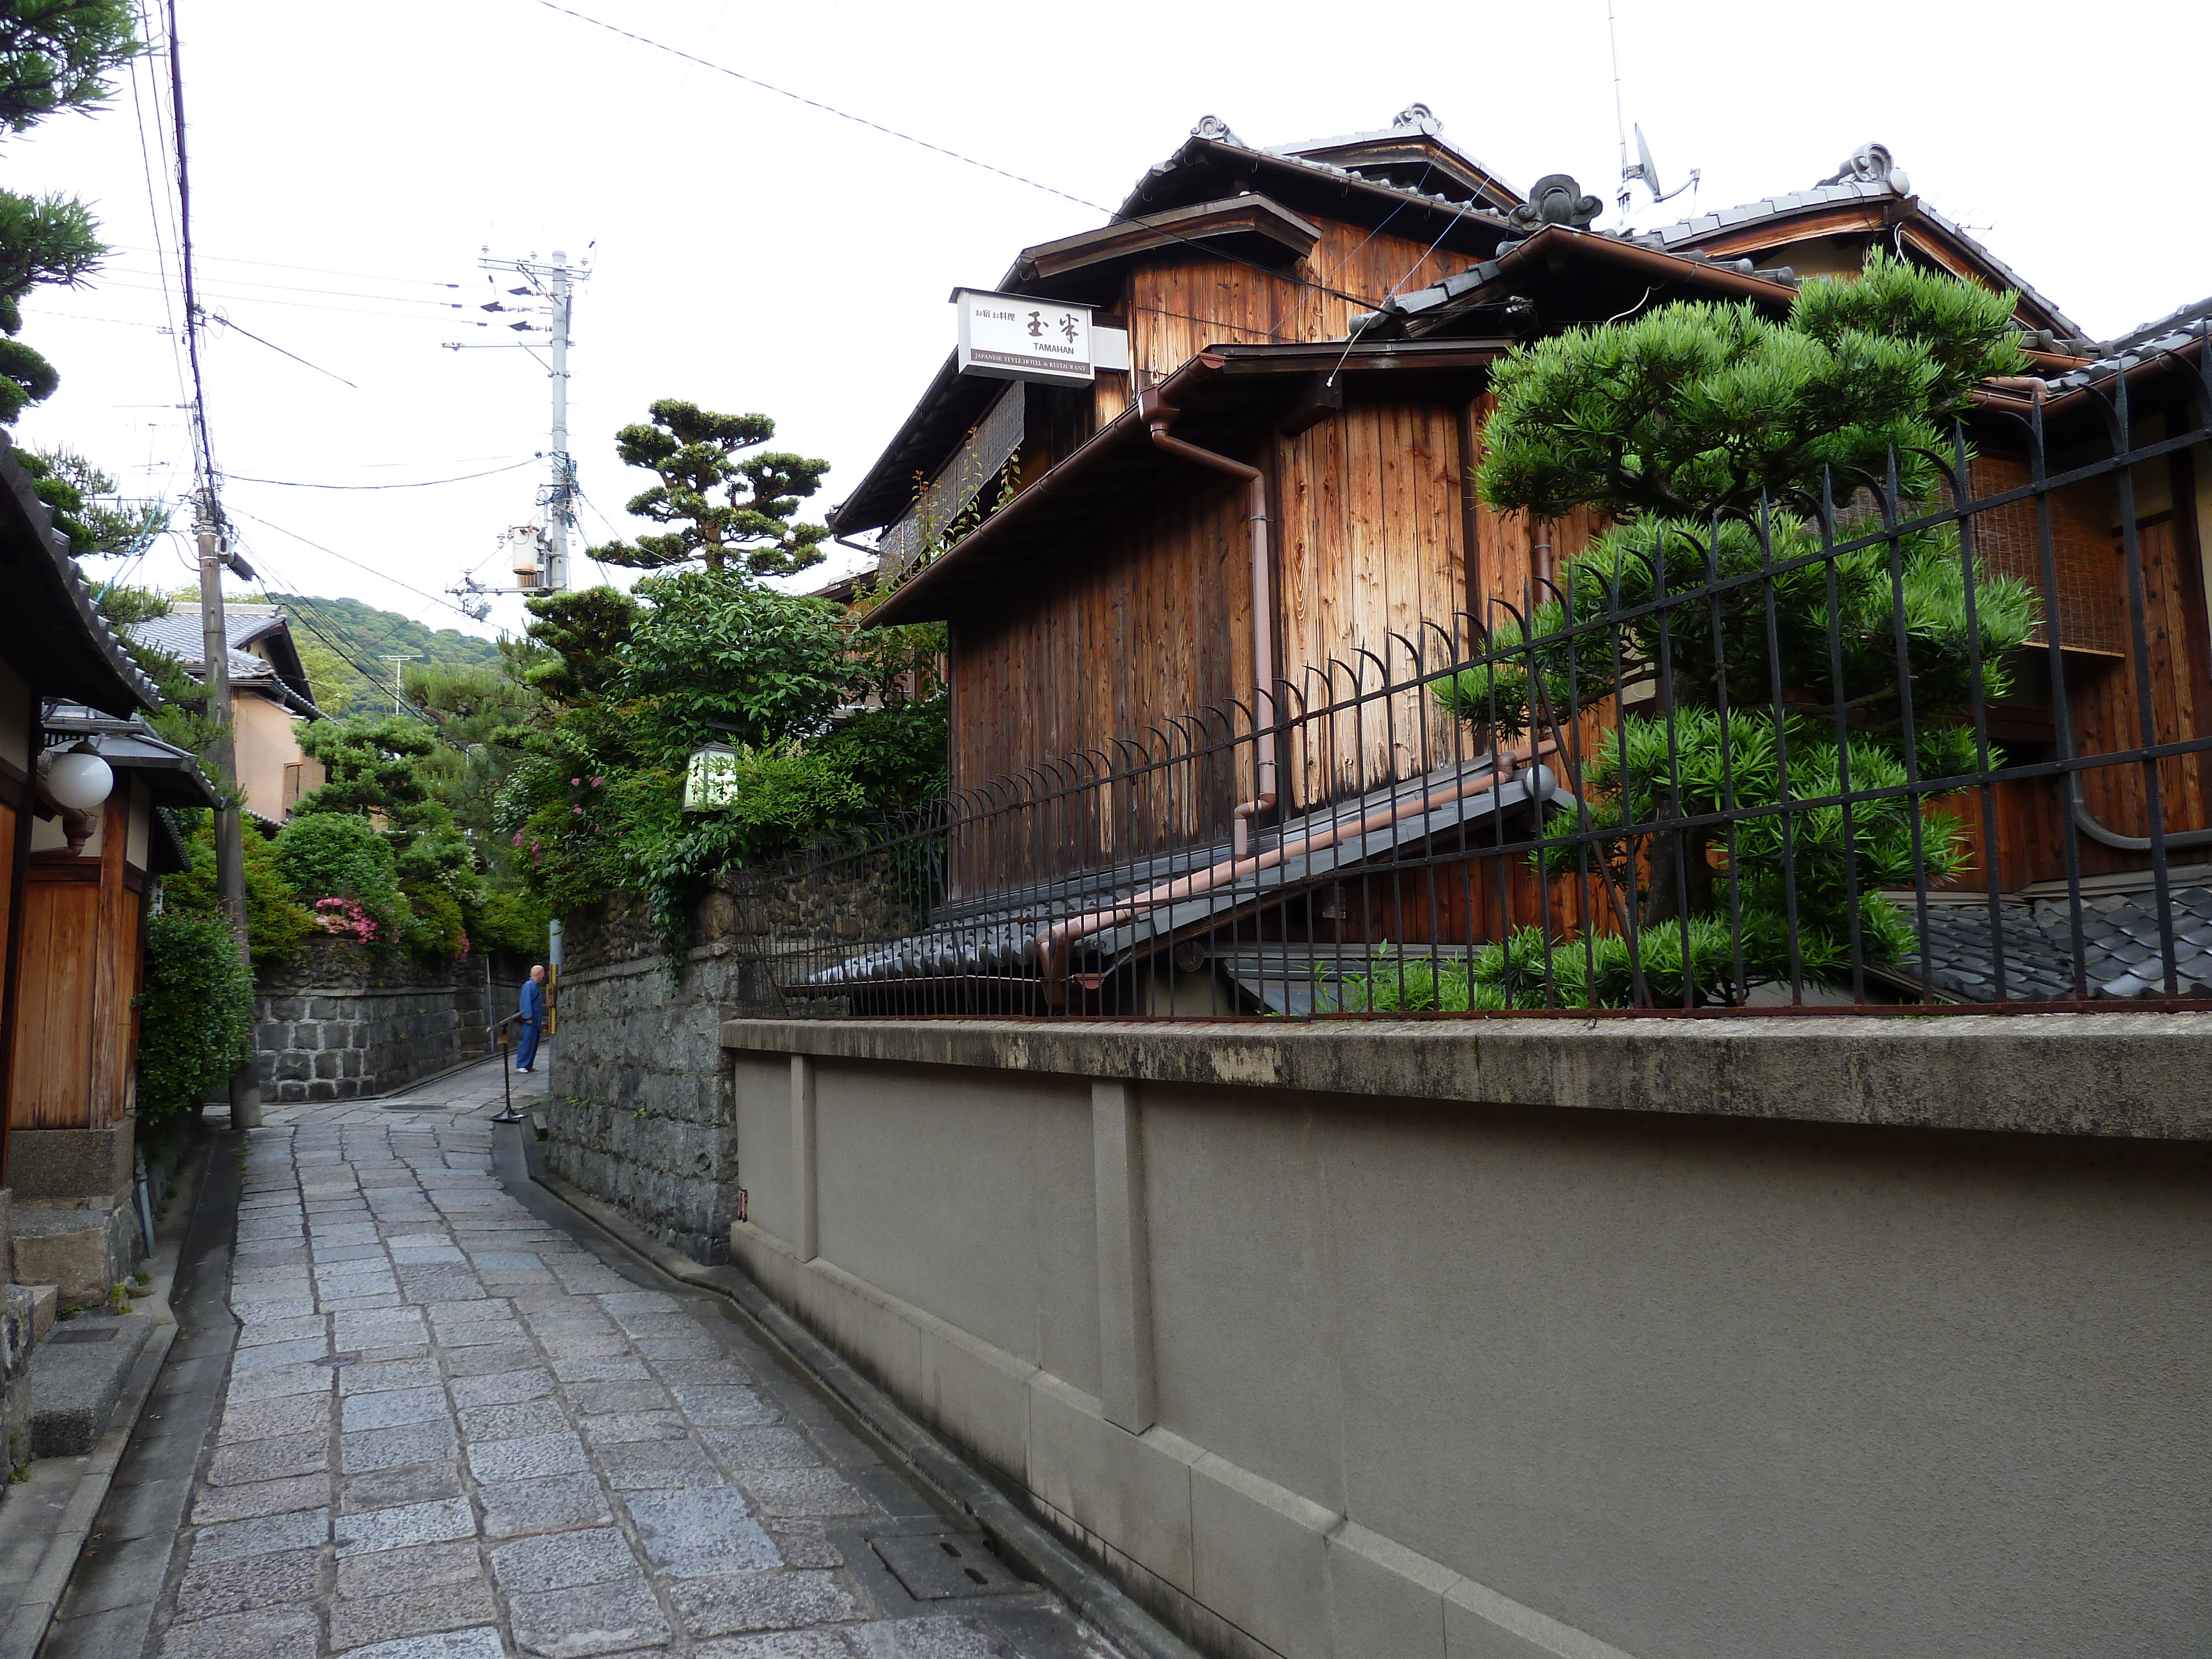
(684, 743), (740, 812)
(45, 740), (114, 811)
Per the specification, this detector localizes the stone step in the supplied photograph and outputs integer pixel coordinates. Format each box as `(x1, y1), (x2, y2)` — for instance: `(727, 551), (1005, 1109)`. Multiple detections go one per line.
(26, 1313), (152, 1458)
(10, 1207), (129, 1311)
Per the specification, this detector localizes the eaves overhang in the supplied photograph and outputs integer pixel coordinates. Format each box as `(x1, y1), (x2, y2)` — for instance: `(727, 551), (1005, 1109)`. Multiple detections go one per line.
(1118, 136), (1519, 256)
(862, 338), (1510, 630)
(1378, 224), (1800, 341)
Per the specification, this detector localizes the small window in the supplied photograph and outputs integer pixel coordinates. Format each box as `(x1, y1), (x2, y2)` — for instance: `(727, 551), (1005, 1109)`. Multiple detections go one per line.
(283, 763), (303, 810)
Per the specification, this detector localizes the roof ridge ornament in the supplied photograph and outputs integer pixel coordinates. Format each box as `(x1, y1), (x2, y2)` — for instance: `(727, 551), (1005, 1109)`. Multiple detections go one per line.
(1818, 142), (1911, 197)
(1393, 103), (1438, 131)
(1191, 114), (1244, 146)
(1507, 174), (1604, 234)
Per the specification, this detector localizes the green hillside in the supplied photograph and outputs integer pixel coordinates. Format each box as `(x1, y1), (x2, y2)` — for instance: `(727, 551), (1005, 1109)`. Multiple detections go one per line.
(279, 594), (505, 713)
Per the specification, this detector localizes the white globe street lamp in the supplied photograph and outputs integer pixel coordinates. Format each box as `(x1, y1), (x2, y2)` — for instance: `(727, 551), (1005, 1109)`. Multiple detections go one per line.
(45, 740), (114, 812)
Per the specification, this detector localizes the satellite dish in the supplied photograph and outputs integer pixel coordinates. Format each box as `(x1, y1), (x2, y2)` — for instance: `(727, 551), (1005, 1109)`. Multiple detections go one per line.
(1619, 123), (1701, 210)
(1634, 125), (1661, 198)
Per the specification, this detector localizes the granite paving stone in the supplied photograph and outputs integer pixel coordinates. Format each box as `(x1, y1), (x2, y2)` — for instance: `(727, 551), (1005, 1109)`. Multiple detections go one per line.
(158, 1604), (320, 1659)
(190, 1506), (331, 1564)
(620, 1487), (781, 1577)
(170, 1546), (324, 1619)
(206, 1430), (330, 1486)
(599, 1437), (727, 1489)
(329, 1579), (501, 1652)
(449, 1366), (557, 1408)
(671, 1572), (860, 1637)
(190, 1471), (333, 1524)
(456, 1397), (570, 1440)
(465, 1430), (591, 1482)
(342, 1383), (454, 1432)
(508, 1578), (671, 1658)
(342, 1417), (462, 1472)
(476, 1471), (614, 1537)
(333, 1538), (484, 1599)
(333, 1496), (477, 1556)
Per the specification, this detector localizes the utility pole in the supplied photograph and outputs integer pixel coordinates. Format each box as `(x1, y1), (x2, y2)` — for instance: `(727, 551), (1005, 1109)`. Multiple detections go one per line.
(471, 248), (590, 592)
(382, 653), (421, 717)
(196, 490), (262, 1129)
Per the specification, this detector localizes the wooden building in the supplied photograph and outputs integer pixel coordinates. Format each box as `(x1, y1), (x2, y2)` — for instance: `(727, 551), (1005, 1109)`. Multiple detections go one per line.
(0, 435), (212, 1288)
(826, 112), (2211, 1004)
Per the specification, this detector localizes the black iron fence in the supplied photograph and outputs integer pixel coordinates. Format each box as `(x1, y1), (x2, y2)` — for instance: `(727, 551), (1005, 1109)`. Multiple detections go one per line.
(738, 382), (2212, 1019)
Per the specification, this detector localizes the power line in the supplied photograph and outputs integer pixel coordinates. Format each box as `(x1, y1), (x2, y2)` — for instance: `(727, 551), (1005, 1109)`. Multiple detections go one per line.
(532, 3), (1411, 317)
(112, 242), (465, 290)
(164, 0), (218, 503)
(226, 457), (539, 491)
(228, 507), (500, 625)
(103, 263), (472, 309)
(205, 314), (359, 387)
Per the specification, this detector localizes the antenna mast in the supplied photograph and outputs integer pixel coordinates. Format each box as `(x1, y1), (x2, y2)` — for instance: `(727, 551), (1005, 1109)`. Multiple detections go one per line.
(1609, 0), (1630, 207)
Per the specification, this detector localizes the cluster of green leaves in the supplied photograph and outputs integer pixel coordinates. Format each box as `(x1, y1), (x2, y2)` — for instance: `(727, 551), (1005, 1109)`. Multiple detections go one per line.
(135, 910), (253, 1127)
(492, 564), (947, 959)
(1441, 253), (2039, 999)
(161, 810), (314, 963)
(586, 400), (831, 578)
(0, 2), (143, 420)
(1478, 250), (2030, 523)
(263, 593), (502, 712)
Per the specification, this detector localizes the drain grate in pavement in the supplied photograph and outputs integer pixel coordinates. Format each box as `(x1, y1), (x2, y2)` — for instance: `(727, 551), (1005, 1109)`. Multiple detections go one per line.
(48, 1328), (119, 1344)
(871, 1533), (1026, 1600)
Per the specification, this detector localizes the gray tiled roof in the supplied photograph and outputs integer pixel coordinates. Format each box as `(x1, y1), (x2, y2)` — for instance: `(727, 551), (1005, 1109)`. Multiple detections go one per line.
(2044, 301), (2211, 395)
(1265, 112), (1518, 202)
(1901, 888), (2212, 1001)
(1624, 181), (2082, 340)
(125, 603), (318, 716)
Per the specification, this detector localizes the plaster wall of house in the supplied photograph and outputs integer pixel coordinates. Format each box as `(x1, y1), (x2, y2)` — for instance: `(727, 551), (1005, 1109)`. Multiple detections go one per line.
(232, 688), (312, 821)
(720, 1017), (2211, 1659)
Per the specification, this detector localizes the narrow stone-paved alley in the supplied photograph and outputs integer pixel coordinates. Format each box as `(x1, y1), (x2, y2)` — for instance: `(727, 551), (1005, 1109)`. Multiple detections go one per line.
(127, 1057), (1117, 1659)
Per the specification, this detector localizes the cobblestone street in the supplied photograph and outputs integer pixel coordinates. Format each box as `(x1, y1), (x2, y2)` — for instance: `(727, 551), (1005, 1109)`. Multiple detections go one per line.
(138, 1057), (1114, 1659)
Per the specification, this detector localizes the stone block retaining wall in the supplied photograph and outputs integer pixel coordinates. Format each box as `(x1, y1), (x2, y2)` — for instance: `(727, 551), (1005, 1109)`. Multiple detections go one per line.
(251, 940), (530, 1103)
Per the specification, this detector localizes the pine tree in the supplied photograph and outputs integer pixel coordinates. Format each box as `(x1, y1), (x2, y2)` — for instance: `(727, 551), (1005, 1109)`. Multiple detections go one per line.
(586, 399), (831, 578)
(1431, 253), (2038, 1003)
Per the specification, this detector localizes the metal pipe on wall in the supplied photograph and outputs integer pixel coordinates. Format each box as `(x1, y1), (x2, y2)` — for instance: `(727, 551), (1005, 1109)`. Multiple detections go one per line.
(1139, 389), (1277, 858)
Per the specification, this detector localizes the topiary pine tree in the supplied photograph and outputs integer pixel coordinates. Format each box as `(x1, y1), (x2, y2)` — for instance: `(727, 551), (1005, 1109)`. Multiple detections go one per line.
(1430, 252), (2038, 1004)
(586, 399), (831, 578)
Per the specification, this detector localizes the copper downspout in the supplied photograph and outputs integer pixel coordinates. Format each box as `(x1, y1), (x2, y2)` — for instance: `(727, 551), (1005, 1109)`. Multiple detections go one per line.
(1140, 387), (1278, 859)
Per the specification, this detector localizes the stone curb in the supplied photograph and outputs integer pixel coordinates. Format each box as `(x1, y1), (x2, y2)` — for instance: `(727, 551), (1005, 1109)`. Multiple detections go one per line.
(511, 1135), (1205, 1659)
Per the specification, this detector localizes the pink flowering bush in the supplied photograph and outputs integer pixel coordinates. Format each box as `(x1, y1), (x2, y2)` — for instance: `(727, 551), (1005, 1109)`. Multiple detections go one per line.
(309, 896), (382, 943)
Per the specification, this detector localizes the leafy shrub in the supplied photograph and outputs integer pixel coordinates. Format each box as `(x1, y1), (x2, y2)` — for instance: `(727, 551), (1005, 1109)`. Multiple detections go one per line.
(136, 911), (253, 1125)
(275, 812), (409, 938)
(160, 817), (312, 963)
(473, 888), (549, 958)
(399, 880), (466, 958)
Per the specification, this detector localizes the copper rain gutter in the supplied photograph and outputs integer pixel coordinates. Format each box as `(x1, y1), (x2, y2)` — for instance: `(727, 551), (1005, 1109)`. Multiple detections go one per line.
(1140, 386), (1278, 858)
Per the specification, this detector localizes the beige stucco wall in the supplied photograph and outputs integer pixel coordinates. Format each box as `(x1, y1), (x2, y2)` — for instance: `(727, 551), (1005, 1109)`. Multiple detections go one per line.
(232, 688), (315, 821)
(722, 1018), (2212, 1659)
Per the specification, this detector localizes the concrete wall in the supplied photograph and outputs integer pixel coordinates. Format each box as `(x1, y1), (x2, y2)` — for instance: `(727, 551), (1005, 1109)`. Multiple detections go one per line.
(719, 1016), (2212, 1659)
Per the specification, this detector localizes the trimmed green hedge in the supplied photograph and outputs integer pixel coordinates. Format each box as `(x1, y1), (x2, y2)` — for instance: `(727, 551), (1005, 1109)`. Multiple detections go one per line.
(137, 911), (254, 1125)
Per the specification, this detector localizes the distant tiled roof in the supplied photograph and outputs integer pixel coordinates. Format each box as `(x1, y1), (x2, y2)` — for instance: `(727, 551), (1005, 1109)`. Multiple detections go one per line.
(126, 604), (317, 715)
(2043, 301), (2211, 397)
(1901, 888), (2212, 1001)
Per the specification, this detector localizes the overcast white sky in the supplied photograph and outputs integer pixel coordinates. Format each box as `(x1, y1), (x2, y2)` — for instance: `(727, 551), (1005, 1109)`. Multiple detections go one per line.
(7, 0), (2206, 648)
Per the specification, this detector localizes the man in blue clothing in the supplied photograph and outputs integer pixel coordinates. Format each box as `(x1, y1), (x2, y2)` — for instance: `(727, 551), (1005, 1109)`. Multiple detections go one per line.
(517, 964), (547, 1072)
